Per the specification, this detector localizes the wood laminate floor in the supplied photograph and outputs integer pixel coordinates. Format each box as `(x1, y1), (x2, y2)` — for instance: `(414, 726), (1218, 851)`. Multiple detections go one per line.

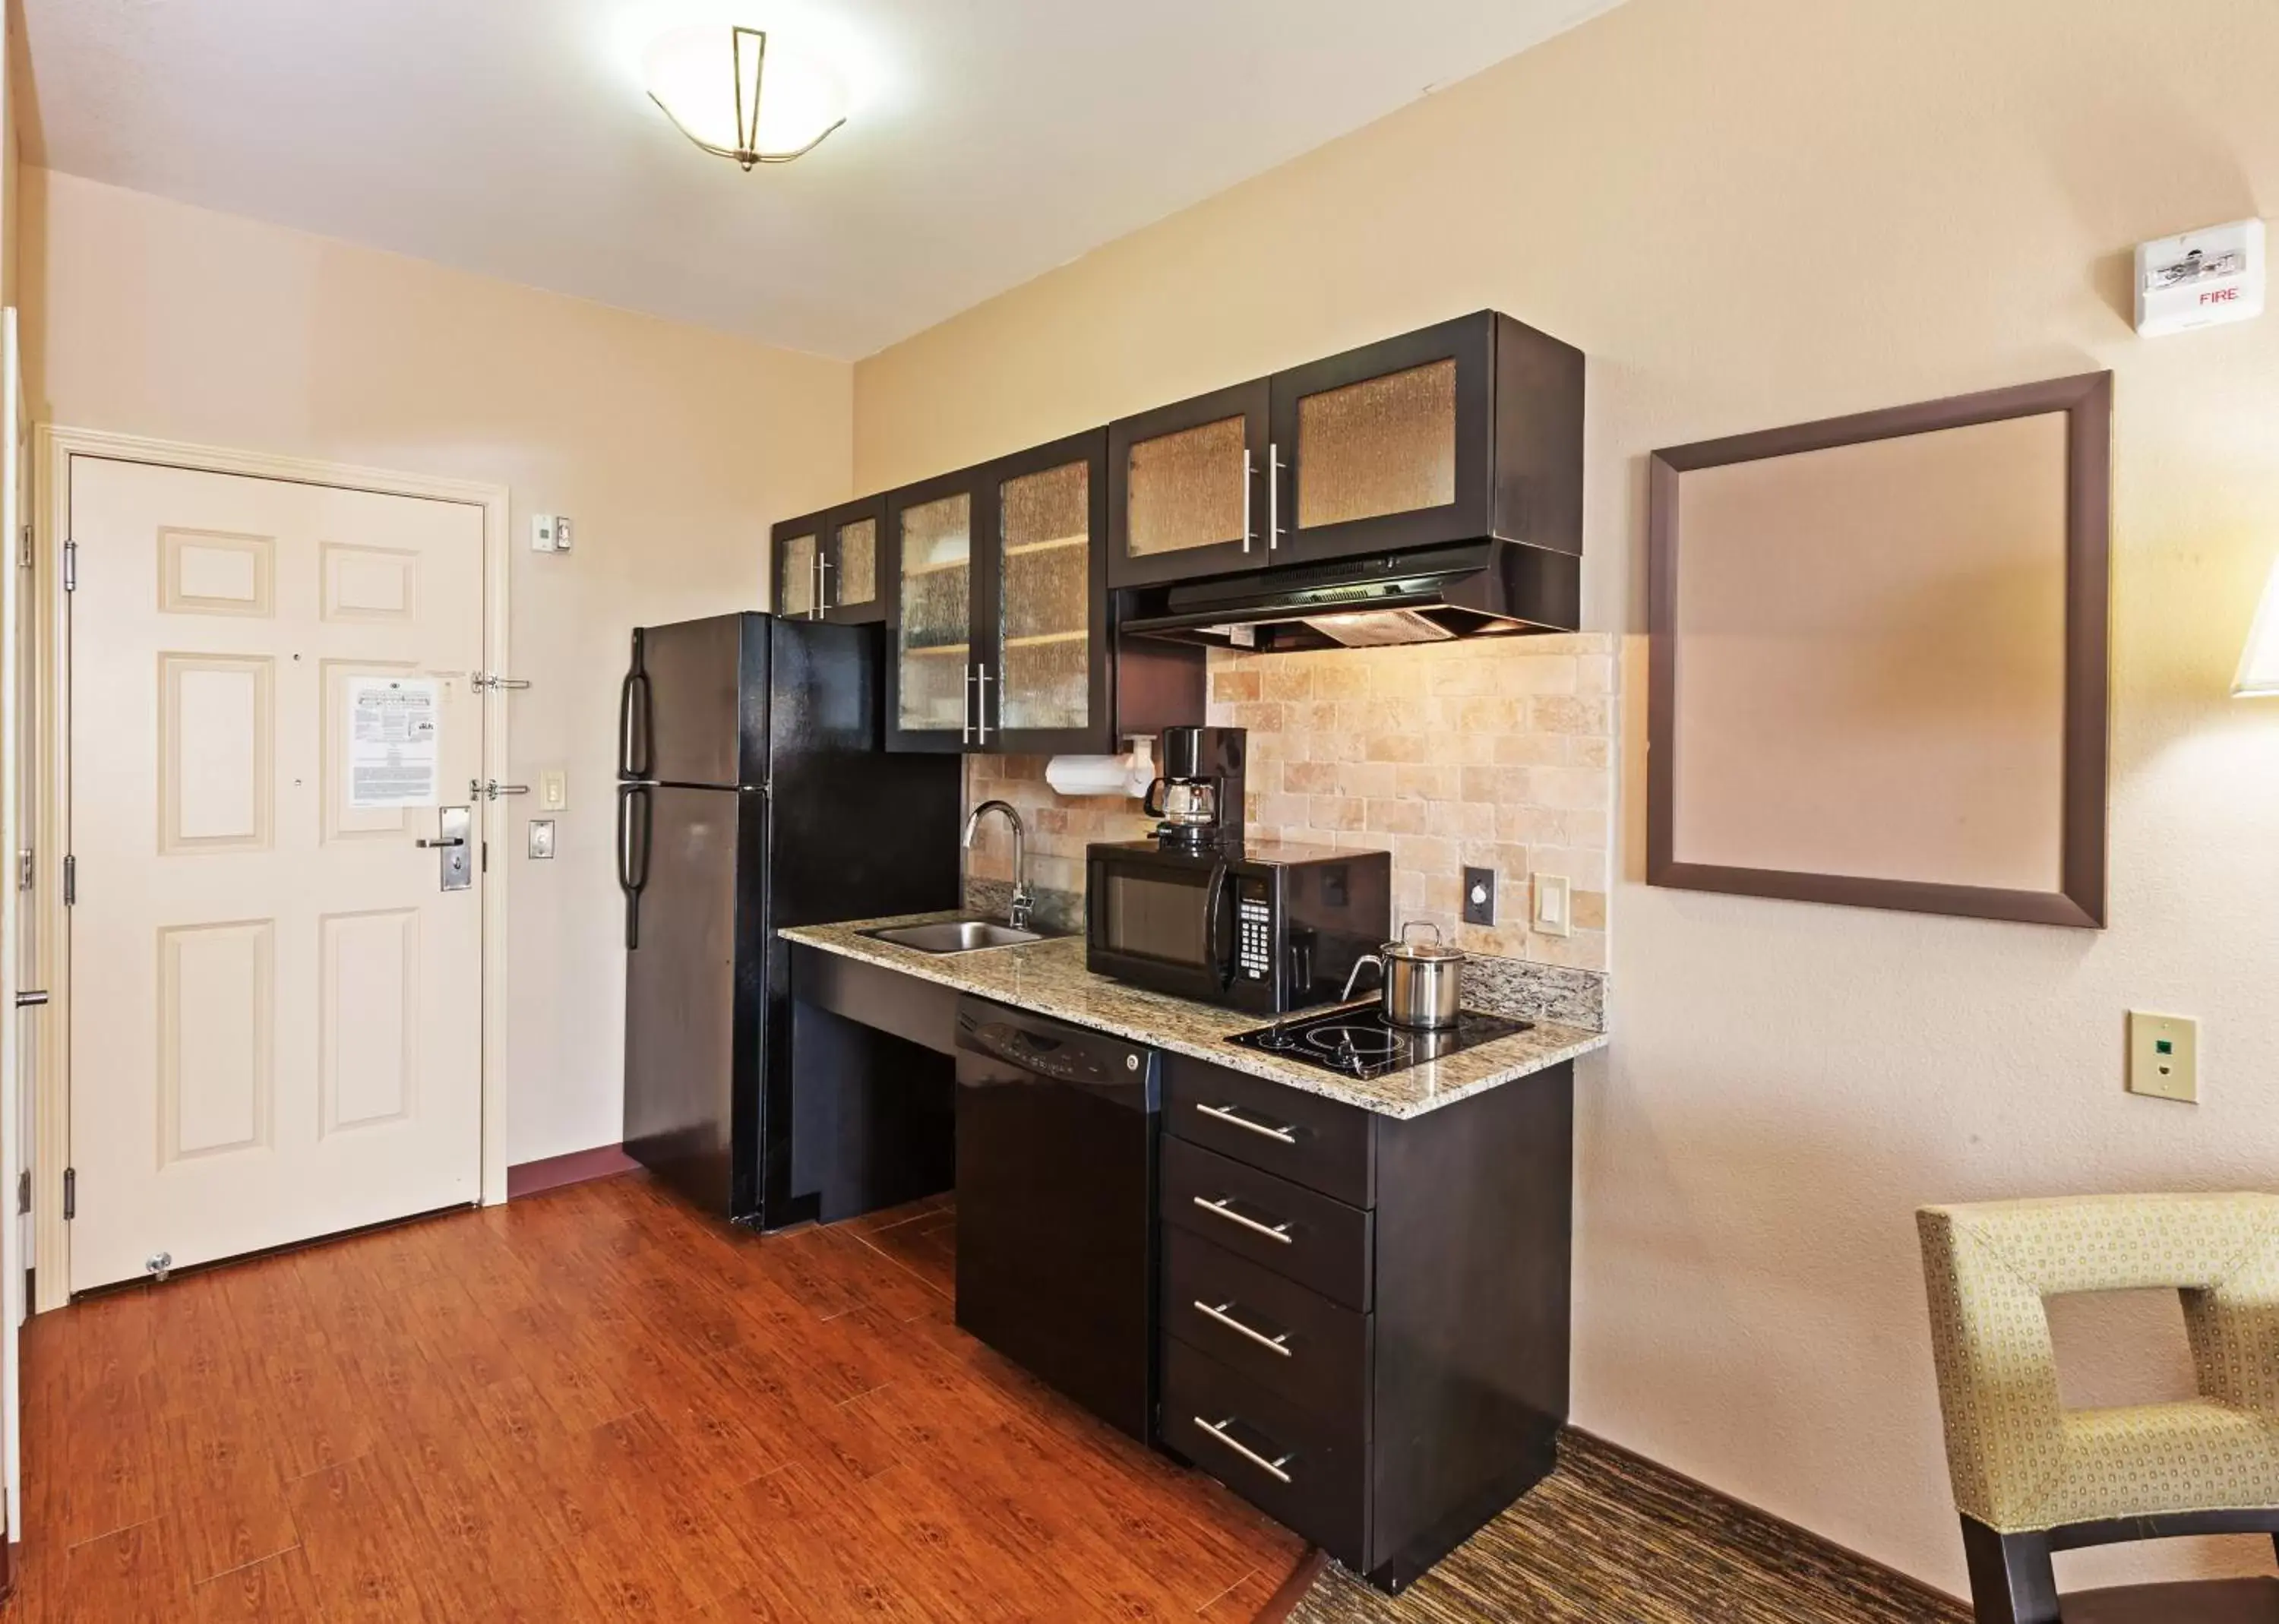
(11, 1174), (1306, 1622)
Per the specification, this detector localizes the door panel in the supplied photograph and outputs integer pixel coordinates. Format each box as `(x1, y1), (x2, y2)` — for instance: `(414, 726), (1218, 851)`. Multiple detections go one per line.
(885, 473), (978, 752)
(635, 613), (762, 789)
(621, 784), (751, 1218)
(981, 431), (1109, 754)
(775, 525), (817, 619)
(827, 508), (881, 623)
(1106, 379), (1270, 588)
(68, 457), (485, 1293)
(1267, 313), (1494, 562)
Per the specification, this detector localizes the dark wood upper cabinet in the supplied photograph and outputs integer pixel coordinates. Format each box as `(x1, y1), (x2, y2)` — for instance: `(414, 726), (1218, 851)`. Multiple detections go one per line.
(974, 430), (1111, 756)
(885, 431), (1203, 754)
(770, 495), (887, 625)
(1106, 311), (1582, 586)
(1105, 379), (1272, 589)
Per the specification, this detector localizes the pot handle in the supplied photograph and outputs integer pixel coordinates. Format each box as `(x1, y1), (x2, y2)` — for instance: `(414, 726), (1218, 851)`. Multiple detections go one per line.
(1340, 953), (1385, 1004)
(1399, 920), (1445, 948)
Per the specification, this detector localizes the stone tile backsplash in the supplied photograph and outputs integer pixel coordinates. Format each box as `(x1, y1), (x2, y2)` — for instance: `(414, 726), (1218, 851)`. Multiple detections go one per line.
(961, 633), (1617, 979)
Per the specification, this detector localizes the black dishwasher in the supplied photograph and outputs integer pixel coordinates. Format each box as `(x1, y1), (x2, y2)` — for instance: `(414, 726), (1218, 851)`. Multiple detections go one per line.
(953, 997), (1161, 1442)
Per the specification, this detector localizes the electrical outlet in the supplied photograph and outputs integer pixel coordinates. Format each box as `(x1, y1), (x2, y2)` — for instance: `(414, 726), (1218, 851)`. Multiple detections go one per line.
(2127, 1010), (2198, 1103)
(527, 819), (556, 860)
(1462, 866), (1497, 927)
(539, 769), (567, 810)
(1532, 874), (1572, 937)
(554, 516), (574, 552)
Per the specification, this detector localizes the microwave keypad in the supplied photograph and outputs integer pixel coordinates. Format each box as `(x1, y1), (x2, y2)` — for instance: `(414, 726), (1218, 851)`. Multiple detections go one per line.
(1237, 897), (1272, 981)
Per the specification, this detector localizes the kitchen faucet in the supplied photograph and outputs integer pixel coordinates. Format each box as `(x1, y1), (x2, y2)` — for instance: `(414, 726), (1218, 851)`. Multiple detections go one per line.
(962, 800), (1034, 930)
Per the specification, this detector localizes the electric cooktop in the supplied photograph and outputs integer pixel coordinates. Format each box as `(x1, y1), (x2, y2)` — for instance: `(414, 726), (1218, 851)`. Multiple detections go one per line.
(1227, 1003), (1531, 1079)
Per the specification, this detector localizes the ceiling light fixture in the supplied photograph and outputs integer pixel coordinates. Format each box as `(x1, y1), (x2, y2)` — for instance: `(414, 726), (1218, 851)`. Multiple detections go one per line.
(643, 24), (846, 169)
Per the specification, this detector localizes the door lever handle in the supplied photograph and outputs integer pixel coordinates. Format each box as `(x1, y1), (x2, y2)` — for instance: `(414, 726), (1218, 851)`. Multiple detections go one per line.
(14, 990), (47, 1008)
(415, 836), (466, 849)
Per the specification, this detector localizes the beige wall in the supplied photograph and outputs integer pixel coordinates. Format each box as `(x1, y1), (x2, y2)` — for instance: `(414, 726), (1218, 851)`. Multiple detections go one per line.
(855, 0), (2279, 1596)
(27, 169), (852, 1167)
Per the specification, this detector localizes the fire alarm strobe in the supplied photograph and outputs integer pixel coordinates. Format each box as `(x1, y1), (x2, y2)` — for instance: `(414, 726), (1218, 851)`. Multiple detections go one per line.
(2135, 218), (2265, 336)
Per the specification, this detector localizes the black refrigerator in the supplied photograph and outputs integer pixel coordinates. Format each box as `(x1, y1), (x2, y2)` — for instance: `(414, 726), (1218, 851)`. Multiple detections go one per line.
(617, 612), (962, 1229)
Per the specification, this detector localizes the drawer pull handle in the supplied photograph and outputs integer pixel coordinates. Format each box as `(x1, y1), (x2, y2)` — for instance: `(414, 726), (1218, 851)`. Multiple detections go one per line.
(1193, 1196), (1293, 1244)
(1194, 1299), (1291, 1357)
(1195, 1102), (1298, 1144)
(1194, 1416), (1294, 1483)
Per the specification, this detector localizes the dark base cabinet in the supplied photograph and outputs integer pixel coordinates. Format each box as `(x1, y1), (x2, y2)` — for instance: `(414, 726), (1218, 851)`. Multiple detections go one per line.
(1155, 1052), (1575, 1594)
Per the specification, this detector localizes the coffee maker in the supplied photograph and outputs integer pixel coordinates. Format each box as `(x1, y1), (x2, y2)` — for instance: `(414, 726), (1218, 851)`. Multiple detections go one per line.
(1143, 725), (1246, 852)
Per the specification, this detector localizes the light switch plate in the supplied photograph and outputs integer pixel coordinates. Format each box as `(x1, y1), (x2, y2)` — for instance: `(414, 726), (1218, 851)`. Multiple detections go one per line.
(1462, 866), (1497, 927)
(1532, 874), (1572, 937)
(2127, 1010), (2197, 1103)
(539, 769), (567, 810)
(527, 818), (556, 860)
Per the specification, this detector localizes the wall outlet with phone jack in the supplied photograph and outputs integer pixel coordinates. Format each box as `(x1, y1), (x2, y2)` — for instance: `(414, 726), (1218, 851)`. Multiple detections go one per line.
(2126, 1010), (2198, 1103)
(1458, 866), (1573, 937)
(531, 513), (574, 553)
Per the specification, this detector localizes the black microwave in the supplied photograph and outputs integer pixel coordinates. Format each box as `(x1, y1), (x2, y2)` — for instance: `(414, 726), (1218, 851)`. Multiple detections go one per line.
(1085, 839), (1392, 1015)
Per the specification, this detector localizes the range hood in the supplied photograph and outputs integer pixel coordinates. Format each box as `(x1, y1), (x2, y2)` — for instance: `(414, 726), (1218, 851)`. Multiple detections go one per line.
(1117, 540), (1580, 654)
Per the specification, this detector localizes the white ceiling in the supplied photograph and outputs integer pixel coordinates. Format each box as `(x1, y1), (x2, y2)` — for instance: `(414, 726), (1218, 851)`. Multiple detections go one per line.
(22, 0), (1620, 360)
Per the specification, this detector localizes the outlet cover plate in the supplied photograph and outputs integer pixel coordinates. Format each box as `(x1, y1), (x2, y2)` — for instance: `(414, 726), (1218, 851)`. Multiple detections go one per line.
(527, 818), (556, 860)
(1462, 866), (1497, 927)
(2127, 1010), (2197, 1103)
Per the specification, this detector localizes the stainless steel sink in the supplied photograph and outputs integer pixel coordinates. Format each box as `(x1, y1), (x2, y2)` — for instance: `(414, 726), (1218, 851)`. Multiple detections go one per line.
(865, 920), (1043, 953)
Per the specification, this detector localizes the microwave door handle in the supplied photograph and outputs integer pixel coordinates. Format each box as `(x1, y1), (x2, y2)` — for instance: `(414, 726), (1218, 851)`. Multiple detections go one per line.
(1204, 863), (1236, 991)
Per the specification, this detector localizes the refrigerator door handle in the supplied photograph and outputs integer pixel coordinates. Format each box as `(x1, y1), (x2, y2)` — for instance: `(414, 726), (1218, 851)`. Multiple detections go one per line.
(618, 785), (652, 949)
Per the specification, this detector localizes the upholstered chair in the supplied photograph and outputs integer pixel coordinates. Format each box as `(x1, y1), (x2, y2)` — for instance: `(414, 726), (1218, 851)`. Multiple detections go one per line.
(1919, 1193), (2279, 1623)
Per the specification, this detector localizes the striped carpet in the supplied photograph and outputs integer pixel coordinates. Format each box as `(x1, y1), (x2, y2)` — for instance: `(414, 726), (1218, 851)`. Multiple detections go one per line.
(1290, 1431), (1968, 1624)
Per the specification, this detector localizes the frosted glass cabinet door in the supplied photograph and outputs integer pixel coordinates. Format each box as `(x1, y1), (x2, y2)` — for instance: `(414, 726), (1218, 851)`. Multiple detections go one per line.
(887, 477), (978, 750)
(1266, 312), (1496, 561)
(985, 429), (1107, 751)
(775, 528), (818, 618)
(832, 513), (879, 618)
(1106, 379), (1269, 588)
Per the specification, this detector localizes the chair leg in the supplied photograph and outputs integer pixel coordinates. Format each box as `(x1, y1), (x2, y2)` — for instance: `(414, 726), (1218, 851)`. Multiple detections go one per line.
(1959, 1518), (2059, 1624)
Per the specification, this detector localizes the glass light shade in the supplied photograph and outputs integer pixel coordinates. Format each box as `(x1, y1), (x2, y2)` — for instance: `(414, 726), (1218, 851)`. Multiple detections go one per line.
(2236, 554), (2279, 696)
(643, 25), (846, 163)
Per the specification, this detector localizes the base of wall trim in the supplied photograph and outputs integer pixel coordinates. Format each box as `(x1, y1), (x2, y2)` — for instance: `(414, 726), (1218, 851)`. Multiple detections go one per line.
(506, 1143), (642, 1199)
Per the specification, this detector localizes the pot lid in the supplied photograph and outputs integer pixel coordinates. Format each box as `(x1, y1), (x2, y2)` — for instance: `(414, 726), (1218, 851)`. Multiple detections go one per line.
(1384, 921), (1464, 962)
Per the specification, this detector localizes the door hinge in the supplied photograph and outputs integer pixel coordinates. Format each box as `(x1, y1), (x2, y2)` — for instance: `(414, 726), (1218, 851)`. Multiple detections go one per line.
(17, 847), (30, 892)
(17, 525), (28, 569)
(62, 539), (77, 593)
(62, 1167), (74, 1221)
(15, 1170), (27, 1216)
(62, 854), (75, 906)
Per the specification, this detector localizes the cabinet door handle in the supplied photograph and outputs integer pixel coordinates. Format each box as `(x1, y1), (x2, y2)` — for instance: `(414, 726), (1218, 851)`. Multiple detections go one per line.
(975, 664), (993, 746)
(1193, 1195), (1292, 1244)
(961, 665), (977, 744)
(1193, 1299), (1291, 1357)
(1266, 441), (1282, 549)
(1241, 447), (1254, 553)
(1193, 1416), (1294, 1483)
(1193, 1101), (1297, 1144)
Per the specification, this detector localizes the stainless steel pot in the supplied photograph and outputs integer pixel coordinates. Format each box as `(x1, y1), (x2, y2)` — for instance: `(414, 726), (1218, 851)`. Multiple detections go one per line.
(1340, 921), (1465, 1030)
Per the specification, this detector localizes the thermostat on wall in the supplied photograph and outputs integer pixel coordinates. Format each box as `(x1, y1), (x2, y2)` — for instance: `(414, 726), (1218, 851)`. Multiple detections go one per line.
(2135, 218), (2265, 336)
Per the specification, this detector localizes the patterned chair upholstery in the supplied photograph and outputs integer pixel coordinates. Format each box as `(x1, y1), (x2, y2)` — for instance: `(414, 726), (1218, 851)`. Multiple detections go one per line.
(1918, 1193), (2279, 1624)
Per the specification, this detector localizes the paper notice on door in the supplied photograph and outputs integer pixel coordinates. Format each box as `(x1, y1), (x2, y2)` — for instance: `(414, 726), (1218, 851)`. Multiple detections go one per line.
(347, 677), (441, 808)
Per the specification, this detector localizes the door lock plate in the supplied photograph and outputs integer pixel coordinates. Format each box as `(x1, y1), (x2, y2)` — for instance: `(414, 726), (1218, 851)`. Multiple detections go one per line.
(426, 806), (473, 891)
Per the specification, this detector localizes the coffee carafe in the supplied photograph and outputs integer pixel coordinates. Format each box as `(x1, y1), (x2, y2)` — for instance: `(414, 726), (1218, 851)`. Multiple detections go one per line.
(1143, 726), (1247, 852)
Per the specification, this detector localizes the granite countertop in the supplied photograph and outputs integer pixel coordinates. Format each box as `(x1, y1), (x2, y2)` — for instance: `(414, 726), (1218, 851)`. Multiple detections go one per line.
(780, 912), (1607, 1120)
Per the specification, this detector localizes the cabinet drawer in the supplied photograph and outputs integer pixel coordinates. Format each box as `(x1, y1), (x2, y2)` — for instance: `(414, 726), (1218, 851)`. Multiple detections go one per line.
(1164, 1054), (1374, 1207)
(1163, 1227), (1367, 1423)
(1162, 1138), (1372, 1311)
(1163, 1336), (1363, 1564)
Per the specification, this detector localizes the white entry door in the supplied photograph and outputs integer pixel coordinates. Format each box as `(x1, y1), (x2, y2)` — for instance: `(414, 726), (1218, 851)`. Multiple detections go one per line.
(67, 456), (485, 1293)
